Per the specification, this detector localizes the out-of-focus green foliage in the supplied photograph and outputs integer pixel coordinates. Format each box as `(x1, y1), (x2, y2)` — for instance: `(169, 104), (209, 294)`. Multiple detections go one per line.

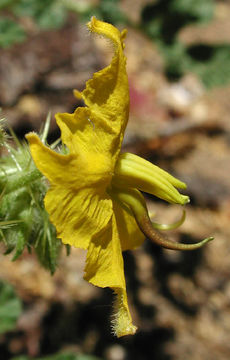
(0, 0), (128, 49)
(12, 0), (67, 30)
(0, 281), (22, 334)
(0, 281), (101, 359)
(140, 0), (230, 88)
(0, 0), (229, 87)
(0, 17), (25, 48)
(0, 0), (17, 10)
(11, 353), (102, 360)
(0, 119), (62, 274)
(81, 0), (127, 25)
(169, 0), (214, 23)
(189, 44), (230, 88)
(141, 0), (214, 44)
(0, 0), (67, 48)
(162, 42), (230, 88)
(87, 0), (230, 88)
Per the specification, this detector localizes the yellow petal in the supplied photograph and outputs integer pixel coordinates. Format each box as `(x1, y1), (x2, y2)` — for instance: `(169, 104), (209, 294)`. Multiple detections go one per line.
(113, 200), (145, 251)
(79, 17), (129, 152)
(45, 186), (113, 250)
(26, 132), (112, 189)
(27, 133), (114, 250)
(26, 133), (77, 185)
(84, 215), (137, 336)
(56, 107), (121, 162)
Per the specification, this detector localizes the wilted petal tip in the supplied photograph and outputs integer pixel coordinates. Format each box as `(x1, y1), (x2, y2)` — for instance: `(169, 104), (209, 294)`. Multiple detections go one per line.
(110, 288), (137, 337)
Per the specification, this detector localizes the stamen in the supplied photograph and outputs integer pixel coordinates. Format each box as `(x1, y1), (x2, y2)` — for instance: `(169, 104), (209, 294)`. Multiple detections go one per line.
(114, 152), (189, 205)
(120, 153), (187, 189)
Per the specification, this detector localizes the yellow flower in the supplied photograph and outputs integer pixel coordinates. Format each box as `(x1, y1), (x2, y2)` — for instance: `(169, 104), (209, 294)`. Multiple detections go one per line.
(26, 17), (213, 337)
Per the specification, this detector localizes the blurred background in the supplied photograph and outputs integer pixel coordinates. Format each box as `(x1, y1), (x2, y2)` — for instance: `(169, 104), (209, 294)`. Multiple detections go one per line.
(0, 0), (230, 359)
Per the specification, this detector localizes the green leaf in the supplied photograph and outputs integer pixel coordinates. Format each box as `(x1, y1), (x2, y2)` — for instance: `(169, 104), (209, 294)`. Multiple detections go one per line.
(0, 17), (26, 48)
(11, 228), (26, 261)
(34, 211), (62, 275)
(0, 281), (22, 334)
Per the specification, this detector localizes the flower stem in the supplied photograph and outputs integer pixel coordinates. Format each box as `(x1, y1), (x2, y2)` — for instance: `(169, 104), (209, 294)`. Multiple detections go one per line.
(139, 212), (214, 250)
(111, 186), (214, 251)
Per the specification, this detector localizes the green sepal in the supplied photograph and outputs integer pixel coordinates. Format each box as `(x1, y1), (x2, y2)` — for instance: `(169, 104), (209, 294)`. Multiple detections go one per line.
(0, 119), (62, 274)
